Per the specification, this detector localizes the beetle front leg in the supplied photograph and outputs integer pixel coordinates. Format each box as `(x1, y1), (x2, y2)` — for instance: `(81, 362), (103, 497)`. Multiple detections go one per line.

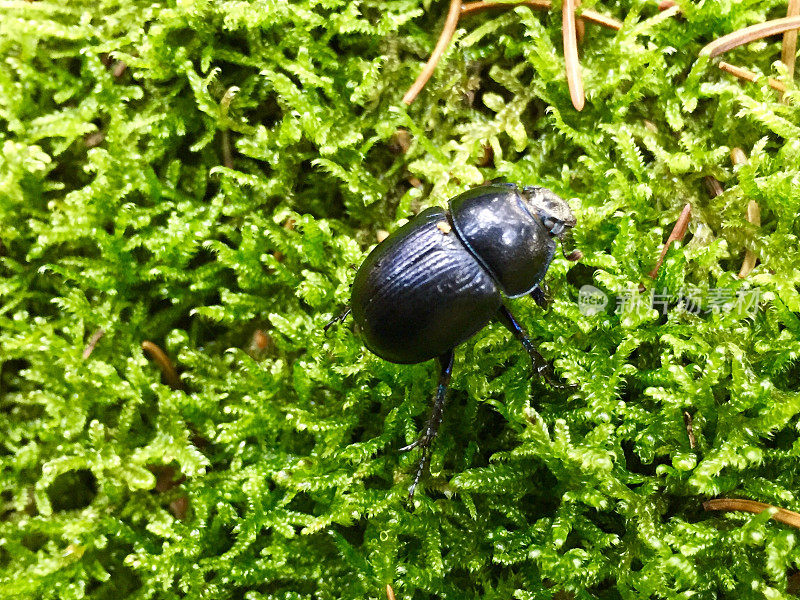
(400, 349), (455, 499)
(497, 304), (568, 389)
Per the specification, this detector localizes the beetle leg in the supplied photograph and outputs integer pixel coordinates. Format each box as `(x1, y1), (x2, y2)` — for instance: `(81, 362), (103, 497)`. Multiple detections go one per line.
(323, 307), (351, 333)
(497, 304), (570, 389)
(400, 349), (455, 499)
(529, 284), (548, 310)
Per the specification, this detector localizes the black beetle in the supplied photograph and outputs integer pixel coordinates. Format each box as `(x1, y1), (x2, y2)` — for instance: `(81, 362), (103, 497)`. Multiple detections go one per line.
(329, 183), (581, 497)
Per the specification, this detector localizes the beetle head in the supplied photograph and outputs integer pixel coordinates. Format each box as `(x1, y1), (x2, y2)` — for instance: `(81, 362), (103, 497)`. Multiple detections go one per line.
(522, 186), (582, 261)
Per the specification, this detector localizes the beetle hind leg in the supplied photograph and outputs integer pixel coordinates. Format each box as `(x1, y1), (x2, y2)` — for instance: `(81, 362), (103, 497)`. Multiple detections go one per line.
(400, 349), (455, 499)
(497, 304), (572, 389)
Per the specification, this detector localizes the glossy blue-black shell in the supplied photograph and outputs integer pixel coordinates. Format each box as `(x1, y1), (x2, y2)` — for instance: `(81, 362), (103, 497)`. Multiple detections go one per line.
(449, 184), (556, 297)
(350, 207), (502, 364)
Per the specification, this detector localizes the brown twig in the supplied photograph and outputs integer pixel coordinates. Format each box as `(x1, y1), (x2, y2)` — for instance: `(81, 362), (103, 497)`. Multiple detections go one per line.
(84, 131), (105, 149)
(403, 0), (463, 105)
(704, 498), (800, 529)
(683, 411), (696, 449)
(648, 203), (691, 279)
(700, 16), (800, 58)
(730, 147), (747, 167)
(461, 0), (622, 30)
(575, 0), (585, 45)
(562, 0), (584, 111)
(718, 61), (787, 92)
(657, 0), (677, 9)
(219, 87), (239, 169)
(581, 9), (623, 31)
(738, 199), (761, 278)
(406, 0), (622, 105)
(142, 341), (182, 389)
(386, 585), (397, 600)
(782, 0), (800, 86)
(461, 0), (548, 16)
(221, 129), (234, 169)
(111, 61), (127, 78)
(703, 176), (723, 198)
(82, 329), (105, 359)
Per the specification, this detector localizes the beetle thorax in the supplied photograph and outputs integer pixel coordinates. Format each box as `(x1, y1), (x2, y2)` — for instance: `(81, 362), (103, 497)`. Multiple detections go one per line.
(448, 184), (558, 298)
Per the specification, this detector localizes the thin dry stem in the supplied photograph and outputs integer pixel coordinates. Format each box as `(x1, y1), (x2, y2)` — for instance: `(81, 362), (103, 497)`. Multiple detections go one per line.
(703, 176), (723, 198)
(82, 329), (105, 359)
(142, 340), (182, 389)
(221, 129), (234, 169)
(84, 131), (105, 149)
(460, 1), (622, 30)
(700, 16), (800, 58)
(575, 0), (585, 44)
(731, 148), (760, 278)
(718, 61), (787, 92)
(582, 9), (622, 30)
(461, 0), (549, 16)
(782, 0), (800, 86)
(403, 0), (463, 105)
(657, 0), (677, 9)
(683, 411), (696, 449)
(562, 0), (584, 111)
(386, 585), (397, 600)
(745, 201), (761, 227)
(730, 147), (748, 166)
(648, 204), (691, 279)
(704, 498), (800, 529)
(111, 61), (127, 78)
(738, 199), (761, 278)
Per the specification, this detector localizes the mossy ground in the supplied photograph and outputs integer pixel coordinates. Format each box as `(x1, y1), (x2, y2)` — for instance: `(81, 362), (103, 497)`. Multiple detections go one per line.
(2, 0), (800, 598)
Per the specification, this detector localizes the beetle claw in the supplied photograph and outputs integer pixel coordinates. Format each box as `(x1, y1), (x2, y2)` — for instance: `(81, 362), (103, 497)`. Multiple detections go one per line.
(401, 439), (430, 500)
(323, 307), (351, 334)
(407, 446), (430, 500)
(536, 364), (577, 391)
(546, 377), (577, 391)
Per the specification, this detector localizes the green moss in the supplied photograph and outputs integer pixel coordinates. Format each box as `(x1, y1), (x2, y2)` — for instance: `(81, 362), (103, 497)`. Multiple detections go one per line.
(2, 0), (800, 598)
